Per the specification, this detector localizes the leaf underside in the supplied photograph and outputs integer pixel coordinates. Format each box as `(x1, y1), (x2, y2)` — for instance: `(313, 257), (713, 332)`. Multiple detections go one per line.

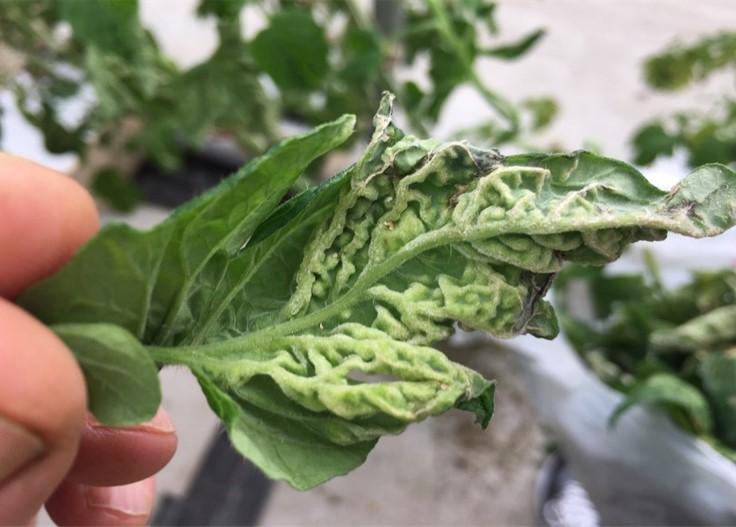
(20, 93), (736, 489)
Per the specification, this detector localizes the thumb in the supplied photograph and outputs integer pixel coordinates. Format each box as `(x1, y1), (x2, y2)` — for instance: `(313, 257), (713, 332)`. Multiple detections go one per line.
(0, 299), (87, 524)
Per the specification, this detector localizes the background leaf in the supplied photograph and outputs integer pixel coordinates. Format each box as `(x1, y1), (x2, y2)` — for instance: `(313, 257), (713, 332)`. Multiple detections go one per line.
(482, 28), (546, 60)
(252, 9), (329, 92)
(610, 373), (713, 434)
(91, 167), (142, 212)
(556, 261), (736, 451)
(631, 122), (678, 166)
(700, 350), (736, 446)
(59, 0), (141, 61)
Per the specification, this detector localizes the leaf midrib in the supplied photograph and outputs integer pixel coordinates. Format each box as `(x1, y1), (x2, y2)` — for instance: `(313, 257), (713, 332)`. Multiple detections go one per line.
(149, 225), (457, 360)
(153, 195), (278, 345)
(189, 197), (339, 345)
(148, 183), (716, 363)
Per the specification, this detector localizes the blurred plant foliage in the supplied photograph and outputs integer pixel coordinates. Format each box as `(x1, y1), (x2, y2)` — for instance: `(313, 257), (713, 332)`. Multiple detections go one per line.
(0, 0), (556, 209)
(631, 31), (736, 168)
(556, 262), (736, 458)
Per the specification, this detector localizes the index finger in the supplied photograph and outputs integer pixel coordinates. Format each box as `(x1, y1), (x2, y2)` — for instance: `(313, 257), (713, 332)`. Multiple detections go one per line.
(0, 153), (99, 298)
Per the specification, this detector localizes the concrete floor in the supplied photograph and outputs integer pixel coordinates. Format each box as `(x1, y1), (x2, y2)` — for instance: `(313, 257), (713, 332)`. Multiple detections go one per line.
(7, 0), (734, 524)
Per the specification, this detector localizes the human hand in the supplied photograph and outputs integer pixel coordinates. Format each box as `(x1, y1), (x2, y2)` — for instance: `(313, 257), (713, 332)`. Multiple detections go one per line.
(0, 154), (177, 525)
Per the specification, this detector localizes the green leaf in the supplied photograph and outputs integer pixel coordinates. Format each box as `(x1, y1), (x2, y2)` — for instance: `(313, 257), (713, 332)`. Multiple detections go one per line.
(16, 100), (86, 155)
(523, 97), (558, 130)
(457, 382), (495, 428)
(163, 324), (494, 423)
(700, 349), (736, 448)
(635, 33), (736, 170)
(591, 274), (649, 319)
(53, 323), (161, 426)
(645, 53), (694, 91)
(19, 94), (736, 489)
(631, 122), (678, 166)
(557, 262), (736, 449)
(251, 9), (328, 92)
(91, 167), (142, 212)
(644, 32), (736, 91)
(82, 35), (171, 122)
(20, 113), (356, 341)
(482, 28), (546, 60)
(159, 38), (279, 157)
(60, 0), (168, 103)
(504, 153), (736, 238)
(651, 305), (736, 353)
(171, 323), (495, 490)
(610, 373), (713, 435)
(685, 121), (736, 167)
(402, 81), (424, 113)
(197, 0), (247, 20)
(691, 269), (736, 311)
(426, 46), (469, 120)
(83, 46), (139, 119)
(48, 76), (81, 99)
(340, 28), (383, 83)
(60, 0), (172, 133)
(195, 371), (377, 490)
(59, 0), (141, 61)
(478, 2), (498, 34)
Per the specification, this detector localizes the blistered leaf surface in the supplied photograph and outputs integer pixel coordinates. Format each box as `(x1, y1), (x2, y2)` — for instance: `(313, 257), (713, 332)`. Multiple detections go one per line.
(20, 94), (736, 487)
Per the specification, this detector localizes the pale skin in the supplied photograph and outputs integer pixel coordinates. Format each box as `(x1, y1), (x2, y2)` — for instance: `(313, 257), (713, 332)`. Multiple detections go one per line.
(0, 153), (177, 525)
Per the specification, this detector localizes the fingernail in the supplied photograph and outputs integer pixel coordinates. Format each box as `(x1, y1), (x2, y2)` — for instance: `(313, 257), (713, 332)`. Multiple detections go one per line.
(85, 480), (154, 518)
(88, 407), (175, 434)
(140, 408), (175, 433)
(0, 415), (45, 483)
